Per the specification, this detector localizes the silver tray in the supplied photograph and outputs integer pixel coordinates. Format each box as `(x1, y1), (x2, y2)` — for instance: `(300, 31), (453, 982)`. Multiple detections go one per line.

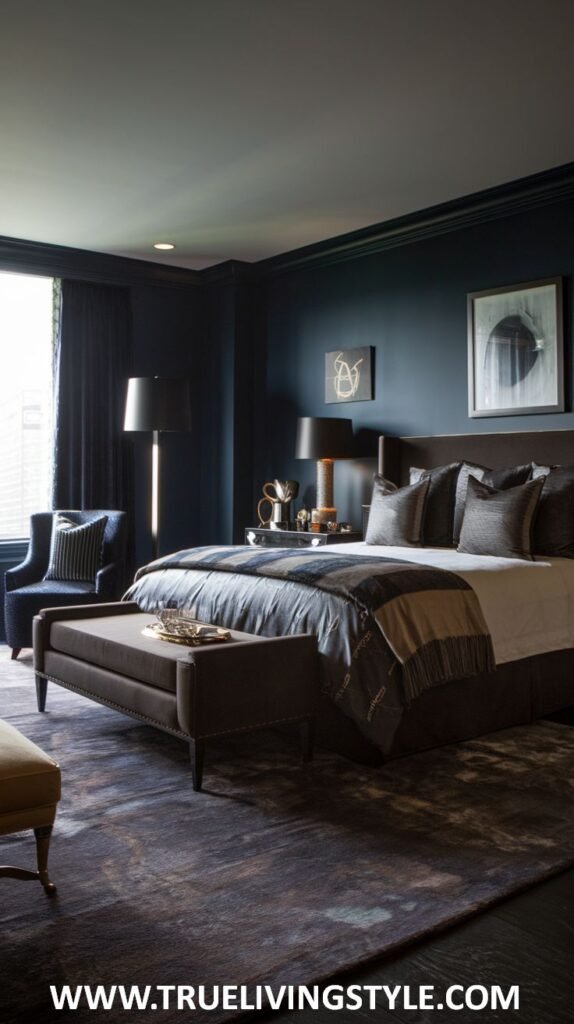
(142, 618), (231, 646)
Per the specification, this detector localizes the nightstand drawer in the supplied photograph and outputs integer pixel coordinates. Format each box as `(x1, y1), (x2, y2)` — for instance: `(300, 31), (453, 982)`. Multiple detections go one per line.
(244, 528), (362, 548)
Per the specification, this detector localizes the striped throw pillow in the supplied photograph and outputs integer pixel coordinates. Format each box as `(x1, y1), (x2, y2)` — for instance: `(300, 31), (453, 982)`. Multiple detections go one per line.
(44, 514), (108, 583)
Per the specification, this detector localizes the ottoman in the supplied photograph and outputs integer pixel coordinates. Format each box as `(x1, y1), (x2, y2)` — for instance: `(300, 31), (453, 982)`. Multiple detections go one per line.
(0, 719), (61, 894)
(34, 602), (319, 791)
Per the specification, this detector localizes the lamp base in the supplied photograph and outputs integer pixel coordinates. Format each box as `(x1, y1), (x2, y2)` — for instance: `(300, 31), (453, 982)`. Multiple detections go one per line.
(311, 507), (337, 526)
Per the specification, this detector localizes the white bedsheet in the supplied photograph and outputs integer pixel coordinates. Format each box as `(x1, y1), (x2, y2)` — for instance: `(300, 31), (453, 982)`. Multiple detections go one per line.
(332, 542), (574, 665)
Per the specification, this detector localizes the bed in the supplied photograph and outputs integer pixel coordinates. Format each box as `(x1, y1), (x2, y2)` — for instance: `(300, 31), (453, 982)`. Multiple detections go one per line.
(125, 429), (574, 764)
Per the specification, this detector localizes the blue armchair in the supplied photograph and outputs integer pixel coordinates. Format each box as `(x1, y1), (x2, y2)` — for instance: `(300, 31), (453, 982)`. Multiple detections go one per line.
(4, 510), (127, 659)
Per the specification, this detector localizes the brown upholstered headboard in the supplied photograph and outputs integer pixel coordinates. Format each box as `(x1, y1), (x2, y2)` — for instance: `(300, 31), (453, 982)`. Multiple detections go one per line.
(378, 430), (574, 485)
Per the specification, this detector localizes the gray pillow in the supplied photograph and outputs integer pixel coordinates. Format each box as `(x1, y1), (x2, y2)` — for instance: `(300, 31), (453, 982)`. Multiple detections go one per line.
(365, 475), (430, 546)
(409, 463), (460, 546)
(531, 463), (574, 558)
(44, 514), (108, 582)
(453, 462), (533, 544)
(458, 476), (543, 560)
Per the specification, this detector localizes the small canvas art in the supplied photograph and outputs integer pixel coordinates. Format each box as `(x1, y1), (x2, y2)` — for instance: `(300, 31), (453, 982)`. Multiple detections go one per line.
(325, 346), (373, 403)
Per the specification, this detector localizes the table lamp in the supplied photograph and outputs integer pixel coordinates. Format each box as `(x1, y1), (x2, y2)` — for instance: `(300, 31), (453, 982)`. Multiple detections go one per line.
(295, 416), (353, 525)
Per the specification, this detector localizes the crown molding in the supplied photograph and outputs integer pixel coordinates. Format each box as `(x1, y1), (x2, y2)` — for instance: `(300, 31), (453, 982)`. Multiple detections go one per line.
(3, 163), (574, 288)
(200, 259), (261, 285)
(259, 162), (574, 277)
(0, 235), (201, 288)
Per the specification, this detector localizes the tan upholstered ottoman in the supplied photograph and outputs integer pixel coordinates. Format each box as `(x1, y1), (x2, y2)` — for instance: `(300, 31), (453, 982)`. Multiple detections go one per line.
(0, 719), (61, 895)
(34, 602), (319, 791)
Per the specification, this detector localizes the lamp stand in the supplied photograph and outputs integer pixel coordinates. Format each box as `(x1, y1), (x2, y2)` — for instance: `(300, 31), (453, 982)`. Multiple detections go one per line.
(314, 458), (336, 524)
(151, 429), (160, 561)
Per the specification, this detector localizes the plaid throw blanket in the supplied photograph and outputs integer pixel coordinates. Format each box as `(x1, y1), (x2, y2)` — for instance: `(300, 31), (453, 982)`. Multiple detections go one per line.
(135, 546), (495, 700)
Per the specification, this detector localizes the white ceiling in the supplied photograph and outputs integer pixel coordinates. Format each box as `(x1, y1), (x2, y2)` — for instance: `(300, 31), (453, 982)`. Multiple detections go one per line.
(2, 0), (574, 271)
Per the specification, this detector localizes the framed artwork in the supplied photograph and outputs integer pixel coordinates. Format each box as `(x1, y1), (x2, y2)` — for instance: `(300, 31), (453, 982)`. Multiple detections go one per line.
(325, 346), (373, 403)
(468, 277), (564, 417)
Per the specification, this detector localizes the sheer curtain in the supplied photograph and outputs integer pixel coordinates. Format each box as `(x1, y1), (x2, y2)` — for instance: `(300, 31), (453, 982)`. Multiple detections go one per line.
(52, 279), (133, 559)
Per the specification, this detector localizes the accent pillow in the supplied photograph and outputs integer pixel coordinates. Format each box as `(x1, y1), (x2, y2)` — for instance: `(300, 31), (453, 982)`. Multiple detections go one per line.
(453, 462), (488, 543)
(453, 462), (533, 544)
(365, 475), (430, 547)
(458, 476), (543, 560)
(531, 463), (574, 558)
(44, 514), (108, 583)
(409, 463), (460, 546)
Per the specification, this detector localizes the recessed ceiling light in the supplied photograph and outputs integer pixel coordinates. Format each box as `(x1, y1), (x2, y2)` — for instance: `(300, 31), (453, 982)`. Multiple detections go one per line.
(153, 242), (176, 250)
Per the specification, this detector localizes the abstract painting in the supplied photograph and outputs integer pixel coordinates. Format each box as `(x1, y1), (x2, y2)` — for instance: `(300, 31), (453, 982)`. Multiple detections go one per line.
(325, 346), (373, 404)
(468, 278), (563, 417)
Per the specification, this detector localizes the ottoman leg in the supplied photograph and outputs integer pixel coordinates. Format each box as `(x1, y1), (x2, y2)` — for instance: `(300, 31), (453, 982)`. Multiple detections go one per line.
(36, 674), (48, 712)
(34, 825), (57, 895)
(11, 648), (22, 661)
(299, 718), (315, 762)
(189, 740), (205, 792)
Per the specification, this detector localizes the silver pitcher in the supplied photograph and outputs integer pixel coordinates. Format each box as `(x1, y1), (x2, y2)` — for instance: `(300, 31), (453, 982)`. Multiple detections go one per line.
(257, 479), (299, 529)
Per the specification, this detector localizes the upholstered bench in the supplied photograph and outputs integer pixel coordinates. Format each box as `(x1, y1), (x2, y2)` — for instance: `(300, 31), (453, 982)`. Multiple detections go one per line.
(33, 602), (319, 791)
(0, 719), (61, 894)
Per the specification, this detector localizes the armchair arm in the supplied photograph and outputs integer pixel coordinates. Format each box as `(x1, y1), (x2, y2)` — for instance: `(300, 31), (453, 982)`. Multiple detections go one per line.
(5, 513), (53, 591)
(5, 557), (37, 592)
(95, 563), (119, 599)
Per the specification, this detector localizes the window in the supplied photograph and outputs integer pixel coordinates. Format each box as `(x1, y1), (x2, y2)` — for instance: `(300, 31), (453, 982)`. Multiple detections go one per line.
(0, 272), (55, 540)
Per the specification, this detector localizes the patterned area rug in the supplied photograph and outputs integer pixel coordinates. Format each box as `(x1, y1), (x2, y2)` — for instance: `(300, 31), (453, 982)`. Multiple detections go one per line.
(1, 648), (574, 1024)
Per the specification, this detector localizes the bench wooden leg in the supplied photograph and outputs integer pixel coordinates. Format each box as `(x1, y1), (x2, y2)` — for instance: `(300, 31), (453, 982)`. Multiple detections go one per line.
(34, 825), (57, 895)
(189, 740), (205, 792)
(299, 718), (315, 762)
(36, 674), (48, 712)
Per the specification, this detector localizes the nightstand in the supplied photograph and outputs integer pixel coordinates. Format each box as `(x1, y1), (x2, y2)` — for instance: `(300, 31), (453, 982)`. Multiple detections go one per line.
(244, 527), (363, 548)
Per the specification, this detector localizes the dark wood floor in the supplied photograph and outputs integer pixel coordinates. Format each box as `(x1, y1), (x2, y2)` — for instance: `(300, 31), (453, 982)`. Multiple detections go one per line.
(258, 864), (574, 1024)
(261, 708), (574, 1024)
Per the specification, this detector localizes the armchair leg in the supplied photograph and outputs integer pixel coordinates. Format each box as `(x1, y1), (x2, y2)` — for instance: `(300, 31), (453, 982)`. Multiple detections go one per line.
(0, 826), (56, 895)
(11, 648), (22, 661)
(189, 740), (205, 792)
(34, 825), (57, 895)
(36, 674), (48, 712)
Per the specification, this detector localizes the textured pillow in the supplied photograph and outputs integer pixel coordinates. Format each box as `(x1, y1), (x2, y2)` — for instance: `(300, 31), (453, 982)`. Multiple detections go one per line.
(483, 463), (532, 489)
(44, 514), (108, 582)
(458, 476), (543, 560)
(453, 462), (487, 544)
(453, 461), (532, 544)
(531, 464), (574, 558)
(365, 475), (430, 546)
(409, 463), (460, 546)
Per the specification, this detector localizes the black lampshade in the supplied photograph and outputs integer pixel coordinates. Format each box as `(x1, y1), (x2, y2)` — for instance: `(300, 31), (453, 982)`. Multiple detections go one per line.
(124, 377), (192, 432)
(295, 417), (353, 460)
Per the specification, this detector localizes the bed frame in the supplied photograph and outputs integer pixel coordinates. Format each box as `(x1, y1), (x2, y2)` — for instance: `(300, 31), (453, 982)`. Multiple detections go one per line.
(319, 428), (574, 764)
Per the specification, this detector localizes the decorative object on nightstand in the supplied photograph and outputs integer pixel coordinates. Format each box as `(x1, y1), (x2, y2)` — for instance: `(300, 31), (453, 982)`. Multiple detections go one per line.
(295, 416), (353, 526)
(124, 377), (192, 561)
(257, 479), (299, 529)
(296, 508), (311, 531)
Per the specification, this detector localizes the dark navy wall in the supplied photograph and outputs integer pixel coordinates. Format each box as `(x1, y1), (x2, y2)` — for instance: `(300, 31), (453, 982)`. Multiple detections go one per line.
(261, 197), (574, 528)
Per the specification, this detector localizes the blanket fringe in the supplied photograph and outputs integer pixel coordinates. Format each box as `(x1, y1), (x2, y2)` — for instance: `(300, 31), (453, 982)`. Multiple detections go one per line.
(402, 635), (496, 704)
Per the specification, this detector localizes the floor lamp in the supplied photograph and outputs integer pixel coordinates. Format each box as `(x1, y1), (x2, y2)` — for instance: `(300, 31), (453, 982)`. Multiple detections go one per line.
(124, 377), (192, 561)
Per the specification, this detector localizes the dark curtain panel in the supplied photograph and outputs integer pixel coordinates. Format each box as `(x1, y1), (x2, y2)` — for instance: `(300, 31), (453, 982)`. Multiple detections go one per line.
(52, 279), (134, 570)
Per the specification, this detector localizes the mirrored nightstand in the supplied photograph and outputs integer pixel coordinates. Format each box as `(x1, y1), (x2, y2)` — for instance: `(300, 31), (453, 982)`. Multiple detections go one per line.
(244, 527), (363, 548)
